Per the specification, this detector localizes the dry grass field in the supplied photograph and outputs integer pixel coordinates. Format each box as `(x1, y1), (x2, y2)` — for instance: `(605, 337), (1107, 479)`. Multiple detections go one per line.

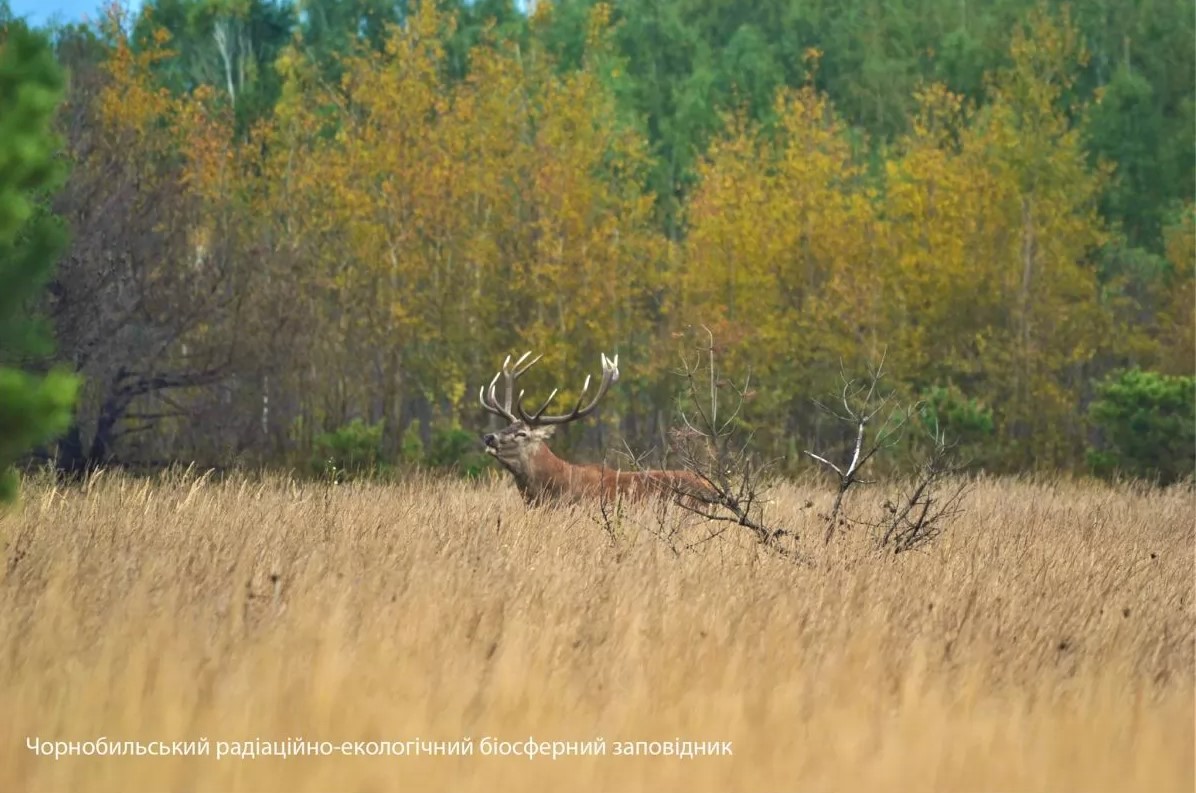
(0, 469), (1192, 793)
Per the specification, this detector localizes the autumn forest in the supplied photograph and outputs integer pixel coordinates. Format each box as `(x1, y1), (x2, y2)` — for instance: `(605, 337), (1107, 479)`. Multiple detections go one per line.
(3, 0), (1194, 480)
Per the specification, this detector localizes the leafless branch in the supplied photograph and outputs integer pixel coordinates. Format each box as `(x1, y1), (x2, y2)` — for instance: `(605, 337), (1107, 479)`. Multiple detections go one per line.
(806, 353), (972, 553)
(804, 350), (918, 544)
(644, 326), (801, 559)
(871, 425), (973, 554)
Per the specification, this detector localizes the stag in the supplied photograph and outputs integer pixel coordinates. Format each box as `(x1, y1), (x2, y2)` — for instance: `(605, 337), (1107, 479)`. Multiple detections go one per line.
(479, 352), (715, 506)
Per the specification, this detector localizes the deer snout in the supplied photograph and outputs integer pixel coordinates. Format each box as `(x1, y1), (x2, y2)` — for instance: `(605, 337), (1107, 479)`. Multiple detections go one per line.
(483, 433), (497, 448)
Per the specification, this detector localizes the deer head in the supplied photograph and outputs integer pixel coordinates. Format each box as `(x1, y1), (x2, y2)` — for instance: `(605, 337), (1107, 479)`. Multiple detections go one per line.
(478, 351), (619, 479)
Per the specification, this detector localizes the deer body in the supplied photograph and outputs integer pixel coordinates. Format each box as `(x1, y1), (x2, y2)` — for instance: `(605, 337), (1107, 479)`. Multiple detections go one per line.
(486, 427), (710, 506)
(479, 352), (715, 507)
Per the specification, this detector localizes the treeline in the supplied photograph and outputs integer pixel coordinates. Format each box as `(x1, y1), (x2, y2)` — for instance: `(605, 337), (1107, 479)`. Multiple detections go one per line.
(1, 0), (1193, 481)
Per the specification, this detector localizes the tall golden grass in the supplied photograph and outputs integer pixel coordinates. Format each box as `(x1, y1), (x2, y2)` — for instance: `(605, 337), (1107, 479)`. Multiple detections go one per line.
(0, 470), (1191, 792)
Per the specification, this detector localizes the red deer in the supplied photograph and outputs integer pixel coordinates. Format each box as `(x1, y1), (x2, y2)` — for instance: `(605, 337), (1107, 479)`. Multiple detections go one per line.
(479, 351), (716, 507)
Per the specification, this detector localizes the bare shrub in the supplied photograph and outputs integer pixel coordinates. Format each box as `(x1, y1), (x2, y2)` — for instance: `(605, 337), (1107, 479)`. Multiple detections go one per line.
(623, 326), (797, 556)
(803, 352), (972, 552)
(873, 424), (972, 553)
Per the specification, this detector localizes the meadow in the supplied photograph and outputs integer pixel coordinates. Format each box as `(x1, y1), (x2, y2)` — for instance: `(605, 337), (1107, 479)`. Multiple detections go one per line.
(0, 470), (1192, 792)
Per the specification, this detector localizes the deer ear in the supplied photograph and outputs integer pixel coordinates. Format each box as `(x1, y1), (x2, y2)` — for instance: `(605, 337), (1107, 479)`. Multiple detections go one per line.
(530, 425), (556, 441)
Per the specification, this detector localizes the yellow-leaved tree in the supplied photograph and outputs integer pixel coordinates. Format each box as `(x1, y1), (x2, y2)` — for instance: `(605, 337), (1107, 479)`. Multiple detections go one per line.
(678, 78), (884, 455)
(1157, 207), (1196, 375)
(884, 6), (1111, 467)
(258, 2), (662, 452)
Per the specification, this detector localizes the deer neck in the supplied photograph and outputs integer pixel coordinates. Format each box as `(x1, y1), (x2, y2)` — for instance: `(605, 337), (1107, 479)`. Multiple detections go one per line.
(513, 441), (569, 502)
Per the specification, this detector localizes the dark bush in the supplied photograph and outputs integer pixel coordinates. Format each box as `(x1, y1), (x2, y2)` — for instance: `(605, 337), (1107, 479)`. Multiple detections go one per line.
(312, 418), (388, 480)
(1087, 369), (1195, 485)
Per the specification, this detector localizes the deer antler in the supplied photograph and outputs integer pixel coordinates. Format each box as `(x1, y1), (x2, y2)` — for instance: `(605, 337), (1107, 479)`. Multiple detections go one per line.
(479, 351), (620, 426)
(479, 351), (542, 423)
(517, 353), (619, 425)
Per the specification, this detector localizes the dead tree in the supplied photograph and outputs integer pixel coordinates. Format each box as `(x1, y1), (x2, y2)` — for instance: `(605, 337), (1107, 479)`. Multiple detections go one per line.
(804, 353), (971, 552)
(656, 326), (793, 551)
(873, 419), (972, 554)
(803, 353), (912, 544)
